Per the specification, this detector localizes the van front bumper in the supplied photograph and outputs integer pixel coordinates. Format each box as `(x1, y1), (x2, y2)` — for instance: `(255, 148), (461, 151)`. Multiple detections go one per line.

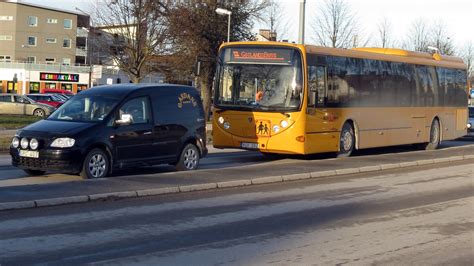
(10, 147), (83, 173)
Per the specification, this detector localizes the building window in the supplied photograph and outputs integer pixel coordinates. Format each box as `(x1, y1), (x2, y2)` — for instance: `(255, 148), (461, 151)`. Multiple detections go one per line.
(62, 58), (71, 65)
(7, 81), (18, 93)
(0, 55), (12, 62)
(29, 82), (40, 93)
(28, 36), (37, 46)
(0, 35), (13, 41)
(46, 38), (57, 43)
(0, 16), (13, 21)
(45, 83), (57, 89)
(45, 58), (56, 64)
(47, 18), (57, 24)
(63, 19), (72, 29)
(61, 83), (73, 91)
(28, 16), (37, 27)
(63, 38), (71, 48)
(26, 56), (36, 63)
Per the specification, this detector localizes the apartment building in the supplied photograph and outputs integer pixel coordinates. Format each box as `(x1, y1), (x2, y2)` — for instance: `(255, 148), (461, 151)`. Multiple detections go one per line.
(0, 0), (91, 94)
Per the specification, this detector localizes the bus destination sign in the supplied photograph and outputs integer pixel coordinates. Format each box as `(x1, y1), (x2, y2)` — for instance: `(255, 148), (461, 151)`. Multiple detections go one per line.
(226, 48), (293, 64)
(40, 72), (79, 82)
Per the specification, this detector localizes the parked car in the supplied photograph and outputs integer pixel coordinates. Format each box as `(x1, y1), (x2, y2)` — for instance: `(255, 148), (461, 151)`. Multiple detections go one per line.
(43, 88), (74, 97)
(0, 93), (56, 117)
(27, 93), (65, 108)
(10, 84), (208, 178)
(467, 106), (474, 137)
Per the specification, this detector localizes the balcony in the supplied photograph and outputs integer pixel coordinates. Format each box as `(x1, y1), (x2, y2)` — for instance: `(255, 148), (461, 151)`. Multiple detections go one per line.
(77, 27), (89, 37)
(0, 61), (91, 73)
(76, 47), (88, 57)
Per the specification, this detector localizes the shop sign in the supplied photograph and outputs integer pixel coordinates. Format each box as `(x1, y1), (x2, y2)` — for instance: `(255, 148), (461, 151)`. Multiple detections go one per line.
(40, 72), (79, 82)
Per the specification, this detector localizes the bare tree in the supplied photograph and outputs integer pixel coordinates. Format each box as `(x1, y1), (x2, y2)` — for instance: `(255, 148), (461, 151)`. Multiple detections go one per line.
(262, 0), (289, 41)
(404, 18), (430, 52)
(166, 0), (268, 120)
(93, 0), (169, 83)
(460, 42), (473, 79)
(377, 18), (393, 48)
(429, 20), (455, 55)
(311, 0), (360, 48)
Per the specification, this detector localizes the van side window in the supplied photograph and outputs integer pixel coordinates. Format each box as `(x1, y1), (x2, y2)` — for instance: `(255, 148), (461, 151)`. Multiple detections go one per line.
(120, 97), (151, 124)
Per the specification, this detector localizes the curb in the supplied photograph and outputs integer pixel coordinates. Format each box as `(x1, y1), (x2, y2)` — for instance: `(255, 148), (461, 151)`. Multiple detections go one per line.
(0, 155), (473, 212)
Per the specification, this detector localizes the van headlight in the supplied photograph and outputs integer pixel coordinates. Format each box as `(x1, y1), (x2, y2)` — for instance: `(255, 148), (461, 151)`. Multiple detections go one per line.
(20, 138), (29, 149)
(11, 137), (19, 148)
(468, 123), (472, 129)
(29, 138), (39, 150)
(51, 138), (75, 148)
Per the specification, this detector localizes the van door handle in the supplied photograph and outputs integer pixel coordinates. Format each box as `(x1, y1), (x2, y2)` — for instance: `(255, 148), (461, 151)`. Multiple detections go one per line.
(143, 131), (152, 135)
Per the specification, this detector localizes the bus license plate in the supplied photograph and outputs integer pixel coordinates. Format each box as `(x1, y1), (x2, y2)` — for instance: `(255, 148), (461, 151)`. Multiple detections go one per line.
(19, 150), (39, 158)
(241, 142), (258, 149)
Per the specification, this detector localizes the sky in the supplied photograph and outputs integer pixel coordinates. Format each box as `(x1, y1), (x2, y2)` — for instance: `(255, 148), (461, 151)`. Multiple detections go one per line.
(23, 0), (474, 50)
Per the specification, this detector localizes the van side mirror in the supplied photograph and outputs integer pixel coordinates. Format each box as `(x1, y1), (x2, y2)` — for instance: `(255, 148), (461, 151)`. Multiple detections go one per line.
(115, 113), (132, 126)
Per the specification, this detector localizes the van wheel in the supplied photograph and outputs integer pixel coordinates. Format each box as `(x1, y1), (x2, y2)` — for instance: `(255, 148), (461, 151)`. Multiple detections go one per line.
(423, 119), (441, 150)
(24, 169), (46, 176)
(337, 123), (355, 158)
(176, 144), (200, 171)
(33, 108), (45, 117)
(81, 148), (109, 179)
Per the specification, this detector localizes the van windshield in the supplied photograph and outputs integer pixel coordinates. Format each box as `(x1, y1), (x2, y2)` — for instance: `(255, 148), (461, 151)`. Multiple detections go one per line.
(48, 95), (119, 122)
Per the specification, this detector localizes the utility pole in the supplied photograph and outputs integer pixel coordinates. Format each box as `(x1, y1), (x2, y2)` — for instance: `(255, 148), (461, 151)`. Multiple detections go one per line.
(298, 0), (306, 44)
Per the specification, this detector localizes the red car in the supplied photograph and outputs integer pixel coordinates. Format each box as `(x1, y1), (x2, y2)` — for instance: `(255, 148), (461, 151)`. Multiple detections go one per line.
(43, 88), (74, 97)
(27, 94), (65, 108)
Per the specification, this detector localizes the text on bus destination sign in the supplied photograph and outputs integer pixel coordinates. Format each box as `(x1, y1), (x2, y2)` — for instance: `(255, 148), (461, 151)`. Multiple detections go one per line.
(233, 51), (284, 61)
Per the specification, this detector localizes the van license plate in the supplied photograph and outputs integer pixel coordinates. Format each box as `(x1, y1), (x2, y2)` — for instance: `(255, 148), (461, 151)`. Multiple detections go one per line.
(19, 150), (39, 158)
(241, 142), (258, 149)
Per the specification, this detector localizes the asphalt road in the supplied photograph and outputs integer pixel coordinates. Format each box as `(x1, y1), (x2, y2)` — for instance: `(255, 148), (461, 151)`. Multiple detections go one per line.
(0, 159), (472, 265)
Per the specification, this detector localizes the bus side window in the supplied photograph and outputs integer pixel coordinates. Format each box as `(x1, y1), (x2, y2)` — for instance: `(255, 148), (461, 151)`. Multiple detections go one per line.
(308, 65), (327, 108)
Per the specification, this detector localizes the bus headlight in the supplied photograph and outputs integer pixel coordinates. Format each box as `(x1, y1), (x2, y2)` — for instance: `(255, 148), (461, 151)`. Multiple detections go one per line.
(223, 122), (231, 130)
(280, 120), (289, 128)
(51, 138), (75, 148)
(468, 123), (472, 129)
(218, 116), (225, 124)
(20, 138), (29, 149)
(29, 138), (39, 150)
(272, 125), (280, 133)
(11, 137), (19, 148)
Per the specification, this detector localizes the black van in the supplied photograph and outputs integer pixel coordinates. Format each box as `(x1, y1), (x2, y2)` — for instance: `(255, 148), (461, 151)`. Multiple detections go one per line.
(10, 84), (208, 179)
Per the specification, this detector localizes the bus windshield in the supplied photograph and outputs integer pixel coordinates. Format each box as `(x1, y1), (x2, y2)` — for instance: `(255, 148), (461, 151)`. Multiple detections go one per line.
(215, 47), (303, 111)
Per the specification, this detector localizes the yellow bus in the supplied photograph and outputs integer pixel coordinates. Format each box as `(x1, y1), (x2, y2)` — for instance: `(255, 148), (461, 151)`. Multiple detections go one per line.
(212, 41), (469, 157)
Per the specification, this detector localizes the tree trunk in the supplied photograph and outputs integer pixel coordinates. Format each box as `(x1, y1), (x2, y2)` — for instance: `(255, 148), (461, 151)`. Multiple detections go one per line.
(199, 72), (213, 121)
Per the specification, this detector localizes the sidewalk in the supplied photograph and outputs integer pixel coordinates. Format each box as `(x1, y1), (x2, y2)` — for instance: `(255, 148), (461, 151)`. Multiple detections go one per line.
(1, 143), (473, 211)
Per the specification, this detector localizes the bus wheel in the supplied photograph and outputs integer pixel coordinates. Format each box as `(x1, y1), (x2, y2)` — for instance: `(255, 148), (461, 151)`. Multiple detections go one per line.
(425, 119), (440, 150)
(337, 123), (355, 158)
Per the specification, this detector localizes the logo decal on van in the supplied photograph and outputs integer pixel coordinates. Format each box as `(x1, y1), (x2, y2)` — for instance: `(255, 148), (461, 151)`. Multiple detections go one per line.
(178, 93), (197, 109)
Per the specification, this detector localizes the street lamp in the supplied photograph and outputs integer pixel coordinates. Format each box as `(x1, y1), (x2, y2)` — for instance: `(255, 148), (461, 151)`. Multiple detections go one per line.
(215, 8), (232, 43)
(21, 44), (31, 95)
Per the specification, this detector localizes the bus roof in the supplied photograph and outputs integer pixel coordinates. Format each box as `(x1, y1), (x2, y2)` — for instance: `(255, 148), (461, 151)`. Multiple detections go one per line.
(220, 41), (466, 70)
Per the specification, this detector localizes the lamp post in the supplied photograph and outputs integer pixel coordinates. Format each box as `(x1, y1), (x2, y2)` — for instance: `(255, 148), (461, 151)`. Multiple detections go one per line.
(21, 44), (31, 95)
(215, 8), (232, 43)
